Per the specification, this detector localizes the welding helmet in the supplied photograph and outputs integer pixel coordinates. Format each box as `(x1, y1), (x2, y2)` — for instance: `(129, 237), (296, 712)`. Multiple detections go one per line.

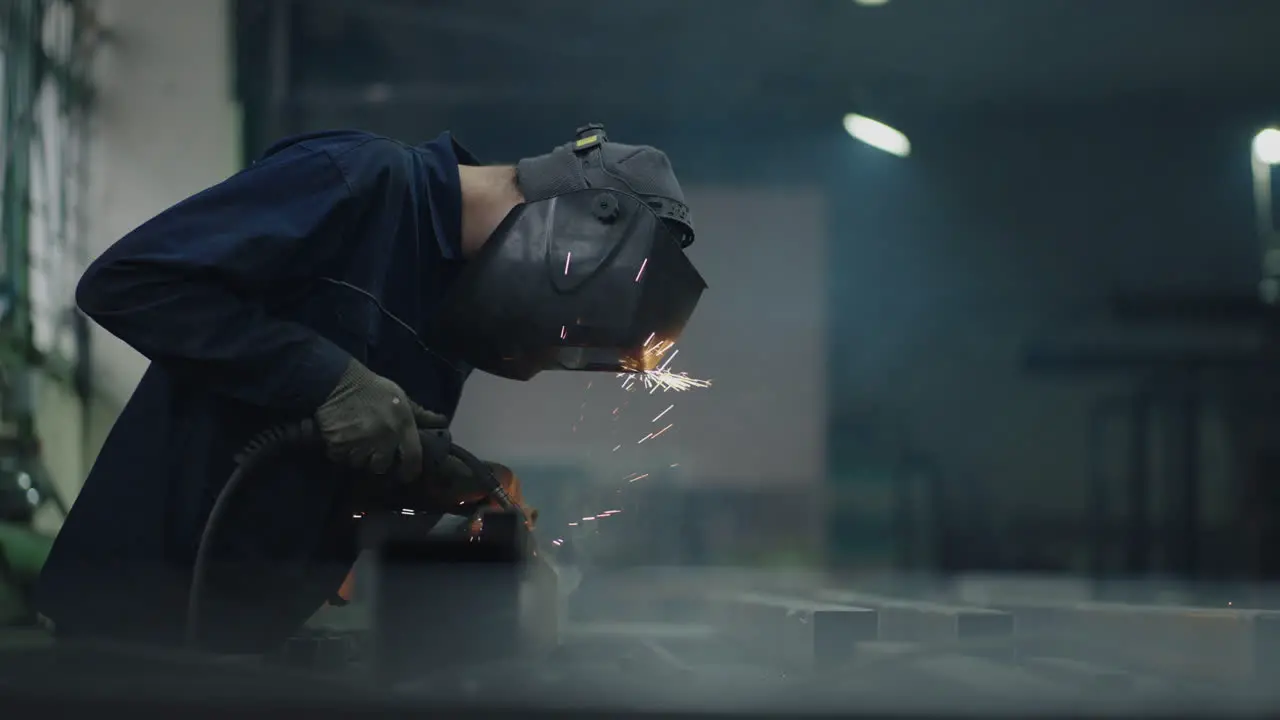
(434, 124), (707, 381)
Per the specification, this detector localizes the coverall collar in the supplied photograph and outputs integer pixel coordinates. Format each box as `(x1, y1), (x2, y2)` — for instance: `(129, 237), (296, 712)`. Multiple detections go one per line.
(424, 132), (480, 262)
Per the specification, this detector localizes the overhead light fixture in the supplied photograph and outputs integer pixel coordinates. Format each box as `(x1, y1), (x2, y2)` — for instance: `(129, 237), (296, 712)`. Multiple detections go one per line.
(1253, 126), (1280, 305)
(854, 0), (890, 5)
(843, 113), (911, 158)
(1254, 127), (1280, 166)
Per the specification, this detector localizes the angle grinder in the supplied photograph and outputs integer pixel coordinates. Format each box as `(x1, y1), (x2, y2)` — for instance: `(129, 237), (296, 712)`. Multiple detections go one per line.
(184, 419), (531, 650)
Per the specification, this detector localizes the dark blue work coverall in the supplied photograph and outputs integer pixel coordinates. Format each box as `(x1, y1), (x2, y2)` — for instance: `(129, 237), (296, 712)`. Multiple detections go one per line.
(36, 131), (478, 651)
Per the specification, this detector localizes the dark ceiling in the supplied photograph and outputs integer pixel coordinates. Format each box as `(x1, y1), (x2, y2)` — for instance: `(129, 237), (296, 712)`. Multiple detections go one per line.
(283, 0), (1280, 119)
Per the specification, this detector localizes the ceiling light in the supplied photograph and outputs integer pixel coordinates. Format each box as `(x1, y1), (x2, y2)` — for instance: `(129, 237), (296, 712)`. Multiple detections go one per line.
(854, 0), (890, 5)
(1254, 128), (1280, 166)
(843, 113), (911, 158)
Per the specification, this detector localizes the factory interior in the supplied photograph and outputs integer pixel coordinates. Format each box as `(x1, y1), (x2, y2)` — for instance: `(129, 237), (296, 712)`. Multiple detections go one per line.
(5, 0), (1280, 716)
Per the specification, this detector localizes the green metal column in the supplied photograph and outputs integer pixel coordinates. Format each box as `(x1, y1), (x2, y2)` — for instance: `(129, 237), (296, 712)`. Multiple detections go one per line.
(0, 0), (99, 532)
(1, 0), (42, 441)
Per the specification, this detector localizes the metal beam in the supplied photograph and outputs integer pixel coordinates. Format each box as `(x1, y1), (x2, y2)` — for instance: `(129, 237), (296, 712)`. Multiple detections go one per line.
(998, 600), (1280, 684)
(713, 592), (878, 669)
(816, 590), (1014, 645)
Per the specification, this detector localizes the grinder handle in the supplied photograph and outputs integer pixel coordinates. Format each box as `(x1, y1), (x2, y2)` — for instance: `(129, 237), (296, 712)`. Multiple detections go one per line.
(416, 427), (524, 521)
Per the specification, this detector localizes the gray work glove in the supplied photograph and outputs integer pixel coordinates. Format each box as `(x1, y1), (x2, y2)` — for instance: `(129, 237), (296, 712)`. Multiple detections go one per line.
(314, 359), (447, 483)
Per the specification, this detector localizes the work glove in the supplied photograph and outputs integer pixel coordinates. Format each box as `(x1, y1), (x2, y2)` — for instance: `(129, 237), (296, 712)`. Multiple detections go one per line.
(314, 359), (447, 483)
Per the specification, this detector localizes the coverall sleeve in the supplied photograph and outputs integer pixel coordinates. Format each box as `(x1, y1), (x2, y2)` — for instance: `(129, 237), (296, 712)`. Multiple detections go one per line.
(75, 143), (361, 412)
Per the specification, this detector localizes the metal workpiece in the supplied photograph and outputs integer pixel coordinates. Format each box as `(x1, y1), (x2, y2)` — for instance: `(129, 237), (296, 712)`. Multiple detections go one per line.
(712, 592), (878, 669)
(270, 629), (358, 673)
(994, 600), (1280, 685)
(815, 589), (1014, 645)
(362, 510), (554, 684)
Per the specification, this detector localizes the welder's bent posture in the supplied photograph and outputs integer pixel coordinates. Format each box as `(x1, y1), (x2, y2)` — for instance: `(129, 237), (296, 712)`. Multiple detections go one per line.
(36, 125), (706, 652)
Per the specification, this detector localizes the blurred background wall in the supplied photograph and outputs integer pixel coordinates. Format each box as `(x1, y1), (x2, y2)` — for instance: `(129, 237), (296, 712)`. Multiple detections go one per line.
(3, 0), (1280, 588)
(83, 0), (238, 411)
(826, 115), (1265, 572)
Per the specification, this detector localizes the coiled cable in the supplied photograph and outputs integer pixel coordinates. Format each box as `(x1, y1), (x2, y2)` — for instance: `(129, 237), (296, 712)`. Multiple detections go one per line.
(183, 420), (524, 650)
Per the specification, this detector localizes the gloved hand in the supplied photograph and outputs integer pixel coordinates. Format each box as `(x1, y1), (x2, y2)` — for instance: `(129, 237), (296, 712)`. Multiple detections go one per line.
(314, 359), (447, 483)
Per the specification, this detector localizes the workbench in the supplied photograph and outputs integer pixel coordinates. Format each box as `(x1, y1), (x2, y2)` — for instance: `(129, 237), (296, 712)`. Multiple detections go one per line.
(4, 570), (1280, 717)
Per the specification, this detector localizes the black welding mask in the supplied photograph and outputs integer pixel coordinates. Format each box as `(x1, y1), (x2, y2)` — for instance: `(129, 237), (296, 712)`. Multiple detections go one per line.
(434, 125), (707, 381)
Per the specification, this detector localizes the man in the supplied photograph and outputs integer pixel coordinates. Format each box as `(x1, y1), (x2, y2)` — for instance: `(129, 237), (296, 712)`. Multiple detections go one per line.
(36, 124), (705, 652)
